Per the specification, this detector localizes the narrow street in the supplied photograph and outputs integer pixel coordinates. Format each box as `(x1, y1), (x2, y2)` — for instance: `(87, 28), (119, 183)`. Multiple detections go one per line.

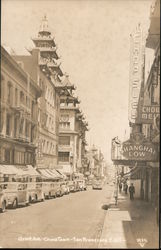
(0, 184), (114, 248)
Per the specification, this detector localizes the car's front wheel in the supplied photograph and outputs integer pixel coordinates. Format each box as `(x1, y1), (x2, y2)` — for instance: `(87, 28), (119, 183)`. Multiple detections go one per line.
(0, 200), (6, 213)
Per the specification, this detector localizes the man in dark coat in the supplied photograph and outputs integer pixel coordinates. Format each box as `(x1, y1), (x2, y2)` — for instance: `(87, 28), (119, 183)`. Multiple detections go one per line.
(129, 183), (135, 200)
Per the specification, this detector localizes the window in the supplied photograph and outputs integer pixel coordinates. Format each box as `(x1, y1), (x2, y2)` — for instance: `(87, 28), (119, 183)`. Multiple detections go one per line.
(25, 120), (30, 139)
(7, 82), (12, 104)
(31, 125), (35, 143)
(59, 136), (70, 146)
(15, 88), (18, 106)
(6, 114), (11, 136)
(14, 117), (18, 137)
(20, 91), (25, 104)
(4, 149), (11, 163)
(47, 141), (49, 153)
(31, 101), (34, 118)
(19, 118), (24, 135)
(59, 122), (70, 129)
(58, 152), (70, 162)
(1, 75), (5, 102)
(15, 151), (25, 164)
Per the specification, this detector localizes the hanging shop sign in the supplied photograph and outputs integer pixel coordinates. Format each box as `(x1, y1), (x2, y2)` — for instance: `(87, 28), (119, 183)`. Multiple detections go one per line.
(111, 133), (158, 164)
(122, 142), (158, 161)
(122, 132), (158, 161)
(139, 105), (160, 124)
(128, 24), (145, 124)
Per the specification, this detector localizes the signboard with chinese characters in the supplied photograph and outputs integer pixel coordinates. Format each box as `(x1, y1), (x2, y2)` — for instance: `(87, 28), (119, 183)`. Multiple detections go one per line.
(139, 105), (160, 123)
(128, 24), (145, 124)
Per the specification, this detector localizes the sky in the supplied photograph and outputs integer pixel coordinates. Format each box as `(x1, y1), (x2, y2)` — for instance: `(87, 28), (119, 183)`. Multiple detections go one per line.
(1, 0), (153, 162)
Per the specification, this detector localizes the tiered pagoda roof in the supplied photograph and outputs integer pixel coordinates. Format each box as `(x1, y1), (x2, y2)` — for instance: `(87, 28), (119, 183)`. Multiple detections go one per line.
(31, 15), (62, 76)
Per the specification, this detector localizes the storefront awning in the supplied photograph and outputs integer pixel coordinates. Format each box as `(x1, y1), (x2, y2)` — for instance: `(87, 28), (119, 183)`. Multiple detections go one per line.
(16, 165), (40, 177)
(57, 165), (72, 175)
(123, 166), (140, 178)
(37, 169), (55, 179)
(0, 165), (28, 176)
(56, 169), (68, 179)
(46, 169), (62, 179)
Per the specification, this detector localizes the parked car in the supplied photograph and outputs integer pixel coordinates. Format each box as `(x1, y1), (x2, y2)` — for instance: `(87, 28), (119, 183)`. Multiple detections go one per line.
(92, 179), (103, 190)
(64, 181), (70, 194)
(35, 182), (45, 201)
(27, 182), (38, 203)
(78, 180), (87, 191)
(0, 185), (8, 213)
(54, 181), (63, 197)
(41, 182), (53, 199)
(1, 182), (29, 208)
(87, 179), (93, 185)
(50, 182), (60, 198)
(73, 180), (80, 192)
(68, 181), (75, 192)
(60, 181), (70, 195)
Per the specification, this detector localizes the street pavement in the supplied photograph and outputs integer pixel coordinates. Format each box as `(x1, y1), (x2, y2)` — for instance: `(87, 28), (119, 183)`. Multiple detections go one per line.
(0, 183), (114, 248)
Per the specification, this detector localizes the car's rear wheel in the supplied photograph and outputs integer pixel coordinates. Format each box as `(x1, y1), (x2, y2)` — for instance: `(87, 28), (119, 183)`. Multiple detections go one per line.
(12, 199), (18, 209)
(35, 194), (38, 202)
(29, 196), (32, 204)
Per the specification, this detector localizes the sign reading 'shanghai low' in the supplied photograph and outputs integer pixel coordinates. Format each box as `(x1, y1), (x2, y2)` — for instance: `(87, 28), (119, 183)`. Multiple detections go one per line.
(122, 142), (158, 161)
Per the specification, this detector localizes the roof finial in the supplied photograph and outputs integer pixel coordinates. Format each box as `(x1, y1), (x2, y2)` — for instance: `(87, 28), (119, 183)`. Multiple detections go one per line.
(39, 14), (51, 35)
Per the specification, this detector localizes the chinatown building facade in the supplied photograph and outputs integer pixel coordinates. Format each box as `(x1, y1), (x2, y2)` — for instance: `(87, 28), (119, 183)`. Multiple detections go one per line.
(56, 75), (88, 177)
(0, 46), (42, 167)
(13, 15), (63, 169)
(4, 15), (89, 177)
(111, 0), (160, 211)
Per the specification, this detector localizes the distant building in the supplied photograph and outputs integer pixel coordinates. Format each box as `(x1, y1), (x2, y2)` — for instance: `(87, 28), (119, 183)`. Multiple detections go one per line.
(86, 145), (105, 178)
(0, 46), (41, 166)
(57, 75), (88, 177)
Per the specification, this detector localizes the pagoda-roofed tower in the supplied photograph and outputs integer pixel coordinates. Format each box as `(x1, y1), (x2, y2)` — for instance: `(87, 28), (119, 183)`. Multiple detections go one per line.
(31, 15), (63, 77)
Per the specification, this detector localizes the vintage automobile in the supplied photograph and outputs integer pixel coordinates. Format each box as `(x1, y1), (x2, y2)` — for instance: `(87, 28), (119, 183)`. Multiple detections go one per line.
(1, 182), (29, 208)
(41, 182), (53, 199)
(0, 185), (8, 213)
(87, 179), (93, 186)
(27, 182), (38, 203)
(64, 181), (70, 194)
(50, 182), (60, 198)
(92, 179), (103, 190)
(68, 180), (75, 192)
(77, 180), (87, 191)
(73, 180), (80, 192)
(60, 181), (70, 195)
(34, 182), (45, 202)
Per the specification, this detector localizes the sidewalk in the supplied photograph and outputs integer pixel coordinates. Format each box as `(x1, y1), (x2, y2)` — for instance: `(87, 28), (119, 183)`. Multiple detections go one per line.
(99, 191), (159, 249)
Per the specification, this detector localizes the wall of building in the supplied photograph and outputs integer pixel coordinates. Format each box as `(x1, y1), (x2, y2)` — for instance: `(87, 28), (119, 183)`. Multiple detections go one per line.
(0, 47), (40, 166)
(13, 49), (60, 168)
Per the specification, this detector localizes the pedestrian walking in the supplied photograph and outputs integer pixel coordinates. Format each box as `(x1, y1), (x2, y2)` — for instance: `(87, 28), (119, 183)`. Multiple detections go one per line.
(114, 189), (118, 205)
(124, 183), (128, 194)
(119, 182), (122, 193)
(129, 183), (135, 200)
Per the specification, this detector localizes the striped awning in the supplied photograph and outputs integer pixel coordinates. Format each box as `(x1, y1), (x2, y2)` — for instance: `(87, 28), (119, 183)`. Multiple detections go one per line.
(0, 165), (28, 176)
